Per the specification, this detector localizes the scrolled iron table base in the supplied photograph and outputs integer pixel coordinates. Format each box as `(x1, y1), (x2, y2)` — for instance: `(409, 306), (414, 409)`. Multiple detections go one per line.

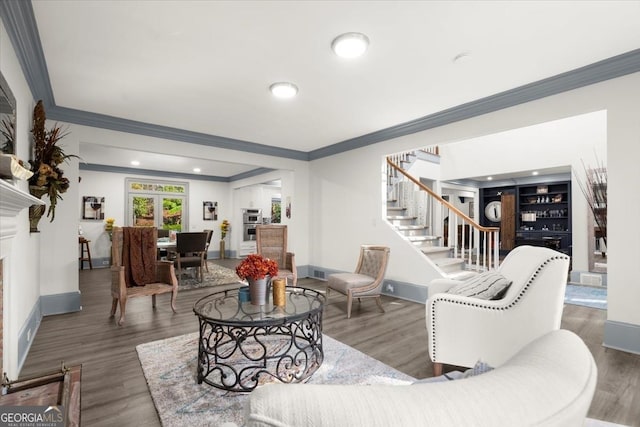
(194, 287), (324, 392)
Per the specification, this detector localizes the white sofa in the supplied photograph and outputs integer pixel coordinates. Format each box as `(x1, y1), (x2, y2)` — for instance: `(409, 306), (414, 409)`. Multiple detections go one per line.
(243, 329), (596, 427)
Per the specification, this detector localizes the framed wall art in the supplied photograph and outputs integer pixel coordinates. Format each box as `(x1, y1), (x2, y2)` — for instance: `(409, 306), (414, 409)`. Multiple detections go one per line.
(203, 201), (218, 221)
(82, 196), (105, 220)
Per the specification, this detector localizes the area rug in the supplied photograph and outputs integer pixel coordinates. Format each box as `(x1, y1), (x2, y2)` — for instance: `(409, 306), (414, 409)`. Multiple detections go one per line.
(177, 262), (241, 290)
(137, 333), (414, 427)
(565, 284), (607, 310)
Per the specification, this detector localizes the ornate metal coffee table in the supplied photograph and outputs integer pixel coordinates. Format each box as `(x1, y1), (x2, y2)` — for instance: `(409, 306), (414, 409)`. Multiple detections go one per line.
(193, 286), (325, 392)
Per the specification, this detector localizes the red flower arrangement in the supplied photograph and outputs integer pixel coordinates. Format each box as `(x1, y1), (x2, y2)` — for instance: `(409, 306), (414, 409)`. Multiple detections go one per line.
(235, 254), (278, 281)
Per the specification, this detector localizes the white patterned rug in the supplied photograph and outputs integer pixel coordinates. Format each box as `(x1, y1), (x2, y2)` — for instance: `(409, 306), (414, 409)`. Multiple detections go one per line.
(177, 262), (241, 290)
(137, 333), (414, 427)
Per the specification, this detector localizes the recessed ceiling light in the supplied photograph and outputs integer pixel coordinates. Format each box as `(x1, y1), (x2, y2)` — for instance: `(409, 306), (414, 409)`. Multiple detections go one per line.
(532, 171), (539, 176)
(487, 176), (493, 181)
(331, 32), (369, 58)
(269, 82), (298, 99)
(131, 160), (140, 166)
(193, 167), (201, 173)
(452, 51), (471, 63)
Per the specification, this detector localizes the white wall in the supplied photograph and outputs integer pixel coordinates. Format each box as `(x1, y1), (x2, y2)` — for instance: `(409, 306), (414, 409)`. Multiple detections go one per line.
(439, 111), (607, 181)
(309, 72), (640, 332)
(1, 19), (71, 378)
(309, 148), (442, 286)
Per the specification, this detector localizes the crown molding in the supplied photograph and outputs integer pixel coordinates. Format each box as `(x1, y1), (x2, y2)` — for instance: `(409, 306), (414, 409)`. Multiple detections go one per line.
(0, 0), (55, 108)
(80, 162), (275, 183)
(228, 167), (277, 182)
(3, 1), (640, 163)
(50, 105), (309, 161)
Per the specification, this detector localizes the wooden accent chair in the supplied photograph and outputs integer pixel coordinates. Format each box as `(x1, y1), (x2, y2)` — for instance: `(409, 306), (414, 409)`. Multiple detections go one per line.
(110, 227), (178, 326)
(173, 231), (208, 285)
(326, 245), (390, 318)
(256, 225), (297, 287)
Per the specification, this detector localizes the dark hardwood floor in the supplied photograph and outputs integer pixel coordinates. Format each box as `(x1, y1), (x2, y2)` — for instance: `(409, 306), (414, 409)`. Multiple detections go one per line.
(19, 259), (640, 426)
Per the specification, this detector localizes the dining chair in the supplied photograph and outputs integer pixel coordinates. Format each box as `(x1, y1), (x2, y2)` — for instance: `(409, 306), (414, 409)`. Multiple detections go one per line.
(157, 228), (170, 259)
(203, 229), (213, 272)
(173, 232), (208, 285)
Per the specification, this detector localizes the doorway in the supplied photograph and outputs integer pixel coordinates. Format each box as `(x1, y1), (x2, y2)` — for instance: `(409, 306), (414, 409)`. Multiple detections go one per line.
(128, 195), (185, 231)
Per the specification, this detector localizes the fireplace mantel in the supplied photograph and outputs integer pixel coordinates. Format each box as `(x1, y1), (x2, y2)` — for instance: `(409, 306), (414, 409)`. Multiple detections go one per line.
(0, 179), (45, 239)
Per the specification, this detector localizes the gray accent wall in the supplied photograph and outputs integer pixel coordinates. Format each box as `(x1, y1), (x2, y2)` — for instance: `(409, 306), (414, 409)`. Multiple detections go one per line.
(17, 292), (81, 373)
(603, 320), (640, 356)
(17, 300), (42, 374)
(382, 279), (429, 304)
(40, 292), (82, 316)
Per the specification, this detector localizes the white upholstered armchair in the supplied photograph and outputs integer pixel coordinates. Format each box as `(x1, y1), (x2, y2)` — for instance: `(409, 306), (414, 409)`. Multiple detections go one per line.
(426, 245), (570, 376)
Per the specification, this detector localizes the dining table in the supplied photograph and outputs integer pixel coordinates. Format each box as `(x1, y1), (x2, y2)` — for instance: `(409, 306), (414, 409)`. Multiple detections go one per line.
(157, 238), (176, 259)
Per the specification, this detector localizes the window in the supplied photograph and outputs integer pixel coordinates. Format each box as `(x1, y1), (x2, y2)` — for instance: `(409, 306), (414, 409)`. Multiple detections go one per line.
(271, 197), (281, 223)
(126, 178), (188, 231)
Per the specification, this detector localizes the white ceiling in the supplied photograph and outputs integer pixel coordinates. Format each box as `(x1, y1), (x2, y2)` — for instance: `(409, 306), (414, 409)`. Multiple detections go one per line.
(29, 1), (640, 178)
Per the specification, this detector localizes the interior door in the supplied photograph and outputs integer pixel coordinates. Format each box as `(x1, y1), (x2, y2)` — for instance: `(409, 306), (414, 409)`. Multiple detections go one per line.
(501, 193), (516, 250)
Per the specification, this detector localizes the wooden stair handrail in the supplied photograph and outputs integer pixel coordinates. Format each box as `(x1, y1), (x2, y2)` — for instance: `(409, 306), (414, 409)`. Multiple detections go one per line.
(386, 157), (499, 233)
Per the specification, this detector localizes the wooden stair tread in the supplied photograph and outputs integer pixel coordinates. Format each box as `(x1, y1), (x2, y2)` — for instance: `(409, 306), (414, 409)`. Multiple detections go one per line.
(446, 271), (478, 280)
(434, 258), (465, 267)
(421, 246), (450, 254)
(396, 225), (429, 230)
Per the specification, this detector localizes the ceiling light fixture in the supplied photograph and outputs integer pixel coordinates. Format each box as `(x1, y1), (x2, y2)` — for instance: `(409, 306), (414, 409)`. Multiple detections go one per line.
(532, 171), (539, 176)
(269, 82), (298, 99)
(452, 51), (471, 63)
(331, 32), (369, 58)
(193, 167), (201, 173)
(487, 176), (493, 181)
(131, 160), (140, 166)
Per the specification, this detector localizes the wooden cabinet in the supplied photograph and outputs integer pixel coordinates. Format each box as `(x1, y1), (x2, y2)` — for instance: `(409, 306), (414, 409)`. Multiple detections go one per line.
(501, 193), (516, 250)
(480, 187), (516, 251)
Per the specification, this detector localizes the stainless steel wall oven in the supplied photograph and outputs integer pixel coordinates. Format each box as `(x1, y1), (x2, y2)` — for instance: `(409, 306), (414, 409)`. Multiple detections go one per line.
(242, 208), (262, 241)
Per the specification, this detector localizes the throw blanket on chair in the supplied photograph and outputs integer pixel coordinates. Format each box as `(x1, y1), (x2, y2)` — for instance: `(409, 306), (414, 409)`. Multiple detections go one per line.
(123, 227), (157, 287)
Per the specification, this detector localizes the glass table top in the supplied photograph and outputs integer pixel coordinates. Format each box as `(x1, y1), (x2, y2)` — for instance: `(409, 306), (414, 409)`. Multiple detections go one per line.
(193, 286), (325, 326)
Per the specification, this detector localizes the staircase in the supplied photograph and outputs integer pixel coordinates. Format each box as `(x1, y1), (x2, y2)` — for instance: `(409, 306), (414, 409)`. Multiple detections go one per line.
(386, 151), (500, 278)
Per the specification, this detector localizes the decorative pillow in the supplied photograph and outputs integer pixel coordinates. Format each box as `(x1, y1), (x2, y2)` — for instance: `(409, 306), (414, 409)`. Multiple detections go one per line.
(446, 271), (512, 300)
(462, 360), (494, 378)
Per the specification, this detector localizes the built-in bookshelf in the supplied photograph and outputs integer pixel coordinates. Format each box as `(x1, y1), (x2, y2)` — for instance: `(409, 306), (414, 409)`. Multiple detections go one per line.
(481, 180), (571, 254)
